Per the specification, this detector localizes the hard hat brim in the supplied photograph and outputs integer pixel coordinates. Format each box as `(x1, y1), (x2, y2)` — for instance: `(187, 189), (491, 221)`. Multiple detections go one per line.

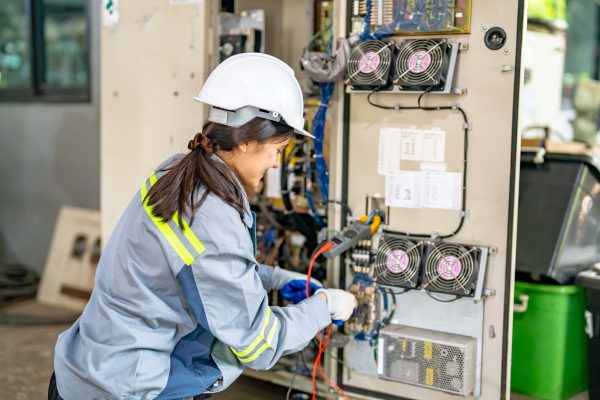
(294, 128), (315, 139)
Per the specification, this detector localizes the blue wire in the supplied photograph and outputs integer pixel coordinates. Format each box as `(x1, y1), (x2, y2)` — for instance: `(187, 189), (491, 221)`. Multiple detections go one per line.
(305, 160), (325, 227)
(312, 81), (334, 203)
(359, 0), (403, 41)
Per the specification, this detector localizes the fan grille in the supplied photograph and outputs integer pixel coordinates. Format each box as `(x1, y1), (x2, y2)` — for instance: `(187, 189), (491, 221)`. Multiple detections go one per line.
(424, 244), (477, 295)
(395, 39), (446, 87)
(348, 40), (393, 86)
(375, 238), (422, 288)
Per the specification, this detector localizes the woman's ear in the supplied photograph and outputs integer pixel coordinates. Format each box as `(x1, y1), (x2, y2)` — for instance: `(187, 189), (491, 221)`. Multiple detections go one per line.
(236, 142), (249, 153)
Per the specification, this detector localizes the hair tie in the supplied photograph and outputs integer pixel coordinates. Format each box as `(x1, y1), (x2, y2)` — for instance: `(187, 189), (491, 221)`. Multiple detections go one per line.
(188, 133), (214, 154)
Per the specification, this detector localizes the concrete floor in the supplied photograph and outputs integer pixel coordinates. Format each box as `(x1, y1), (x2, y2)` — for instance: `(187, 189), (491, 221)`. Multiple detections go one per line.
(0, 301), (289, 400)
(0, 301), (589, 400)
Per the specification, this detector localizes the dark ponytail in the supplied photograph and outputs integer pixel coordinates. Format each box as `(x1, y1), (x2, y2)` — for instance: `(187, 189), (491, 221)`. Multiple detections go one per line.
(146, 118), (294, 227)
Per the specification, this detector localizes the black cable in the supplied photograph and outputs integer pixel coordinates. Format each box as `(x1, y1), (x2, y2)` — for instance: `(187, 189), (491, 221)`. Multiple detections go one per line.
(0, 263), (39, 304)
(425, 290), (461, 303)
(299, 350), (310, 375)
(326, 199), (354, 220)
(285, 353), (301, 400)
(367, 90), (470, 239)
(384, 288), (397, 324)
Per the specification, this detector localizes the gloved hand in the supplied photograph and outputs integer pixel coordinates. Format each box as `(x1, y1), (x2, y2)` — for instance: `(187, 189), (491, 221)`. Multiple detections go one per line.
(271, 266), (322, 290)
(280, 279), (321, 304)
(315, 288), (358, 321)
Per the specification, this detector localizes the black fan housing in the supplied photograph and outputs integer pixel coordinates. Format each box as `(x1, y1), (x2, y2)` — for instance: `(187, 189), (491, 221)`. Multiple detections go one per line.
(375, 237), (423, 288)
(393, 39), (451, 91)
(347, 40), (394, 90)
(422, 243), (480, 297)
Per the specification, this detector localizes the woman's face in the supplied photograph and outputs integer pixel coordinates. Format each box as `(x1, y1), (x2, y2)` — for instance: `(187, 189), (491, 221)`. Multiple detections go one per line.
(228, 137), (290, 190)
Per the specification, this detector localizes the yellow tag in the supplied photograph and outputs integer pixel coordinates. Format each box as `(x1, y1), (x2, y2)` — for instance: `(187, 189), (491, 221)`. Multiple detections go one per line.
(424, 341), (433, 360)
(425, 368), (434, 386)
(402, 339), (407, 352)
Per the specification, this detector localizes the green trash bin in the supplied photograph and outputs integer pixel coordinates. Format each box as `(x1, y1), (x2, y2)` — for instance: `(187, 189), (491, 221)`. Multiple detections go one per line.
(511, 281), (588, 399)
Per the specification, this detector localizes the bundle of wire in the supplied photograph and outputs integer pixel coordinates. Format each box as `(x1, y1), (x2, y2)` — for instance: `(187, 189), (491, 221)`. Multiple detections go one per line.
(312, 81), (334, 204)
(302, 212), (383, 400)
(304, 241), (349, 400)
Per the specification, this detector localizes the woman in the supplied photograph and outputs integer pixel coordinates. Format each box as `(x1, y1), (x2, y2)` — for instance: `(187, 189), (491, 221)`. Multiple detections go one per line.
(50, 53), (357, 400)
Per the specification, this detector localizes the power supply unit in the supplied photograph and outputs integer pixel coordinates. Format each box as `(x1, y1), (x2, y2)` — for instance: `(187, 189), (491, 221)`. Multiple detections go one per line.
(378, 325), (476, 396)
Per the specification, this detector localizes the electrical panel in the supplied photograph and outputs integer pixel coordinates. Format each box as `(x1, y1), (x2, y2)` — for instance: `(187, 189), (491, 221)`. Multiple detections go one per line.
(350, 0), (473, 36)
(206, 0), (524, 399)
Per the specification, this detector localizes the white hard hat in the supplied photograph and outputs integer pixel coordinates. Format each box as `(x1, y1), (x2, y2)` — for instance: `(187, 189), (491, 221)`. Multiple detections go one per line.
(194, 53), (314, 139)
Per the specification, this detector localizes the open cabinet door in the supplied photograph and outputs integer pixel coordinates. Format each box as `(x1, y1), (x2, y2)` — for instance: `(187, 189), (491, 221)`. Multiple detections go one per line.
(327, 1), (525, 399)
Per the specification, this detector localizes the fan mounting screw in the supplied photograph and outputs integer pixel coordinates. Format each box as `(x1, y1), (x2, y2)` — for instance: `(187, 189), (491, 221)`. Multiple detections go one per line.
(481, 25), (489, 32)
(503, 47), (511, 55)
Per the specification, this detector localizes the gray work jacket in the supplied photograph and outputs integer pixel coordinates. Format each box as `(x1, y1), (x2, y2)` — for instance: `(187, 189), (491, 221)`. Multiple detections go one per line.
(54, 154), (331, 399)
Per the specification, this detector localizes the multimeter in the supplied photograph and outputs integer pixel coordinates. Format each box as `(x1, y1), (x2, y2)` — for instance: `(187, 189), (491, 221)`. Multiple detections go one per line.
(323, 222), (373, 259)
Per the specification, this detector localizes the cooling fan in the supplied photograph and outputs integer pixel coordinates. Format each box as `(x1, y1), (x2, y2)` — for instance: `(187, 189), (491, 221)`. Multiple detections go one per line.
(374, 236), (423, 288)
(346, 40), (394, 90)
(393, 39), (454, 92)
(422, 243), (480, 297)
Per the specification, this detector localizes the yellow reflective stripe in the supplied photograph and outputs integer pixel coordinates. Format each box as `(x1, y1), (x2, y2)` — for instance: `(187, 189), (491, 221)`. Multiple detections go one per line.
(238, 318), (279, 363)
(231, 307), (271, 358)
(174, 211), (206, 255)
(149, 172), (158, 185)
(140, 181), (195, 265)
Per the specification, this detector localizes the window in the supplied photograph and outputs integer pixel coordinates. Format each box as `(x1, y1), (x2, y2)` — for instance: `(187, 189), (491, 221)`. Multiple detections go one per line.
(0, 0), (90, 102)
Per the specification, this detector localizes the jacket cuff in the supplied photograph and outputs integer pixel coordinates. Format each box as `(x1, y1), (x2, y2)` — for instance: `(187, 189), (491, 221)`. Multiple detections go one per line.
(303, 293), (332, 331)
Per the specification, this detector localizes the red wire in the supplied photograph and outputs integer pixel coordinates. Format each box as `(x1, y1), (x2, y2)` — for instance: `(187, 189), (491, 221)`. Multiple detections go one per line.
(306, 242), (333, 298)
(306, 242), (349, 400)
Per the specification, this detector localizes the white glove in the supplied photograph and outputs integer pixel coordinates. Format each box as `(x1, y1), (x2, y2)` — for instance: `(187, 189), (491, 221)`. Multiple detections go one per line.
(271, 266), (322, 290)
(315, 288), (358, 321)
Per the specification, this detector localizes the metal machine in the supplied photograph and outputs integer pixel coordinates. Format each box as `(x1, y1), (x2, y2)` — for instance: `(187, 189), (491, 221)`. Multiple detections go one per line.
(101, 0), (525, 398)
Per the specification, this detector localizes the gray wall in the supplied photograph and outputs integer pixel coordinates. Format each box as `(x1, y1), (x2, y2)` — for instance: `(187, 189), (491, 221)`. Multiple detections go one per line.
(0, 3), (100, 274)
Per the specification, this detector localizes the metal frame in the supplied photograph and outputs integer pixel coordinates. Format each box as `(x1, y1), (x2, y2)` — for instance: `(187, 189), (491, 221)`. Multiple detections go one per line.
(0, 0), (91, 103)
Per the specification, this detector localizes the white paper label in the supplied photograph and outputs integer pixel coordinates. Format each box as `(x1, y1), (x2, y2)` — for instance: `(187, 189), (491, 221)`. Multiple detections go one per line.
(421, 172), (462, 210)
(378, 128), (403, 175)
(385, 171), (421, 208)
(385, 171), (462, 210)
(103, 0), (119, 26)
(400, 128), (423, 161)
(422, 129), (446, 162)
(379, 127), (446, 173)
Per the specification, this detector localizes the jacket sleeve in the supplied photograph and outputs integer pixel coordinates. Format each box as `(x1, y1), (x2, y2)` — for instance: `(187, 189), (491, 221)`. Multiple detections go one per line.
(190, 248), (331, 370)
(256, 264), (275, 292)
